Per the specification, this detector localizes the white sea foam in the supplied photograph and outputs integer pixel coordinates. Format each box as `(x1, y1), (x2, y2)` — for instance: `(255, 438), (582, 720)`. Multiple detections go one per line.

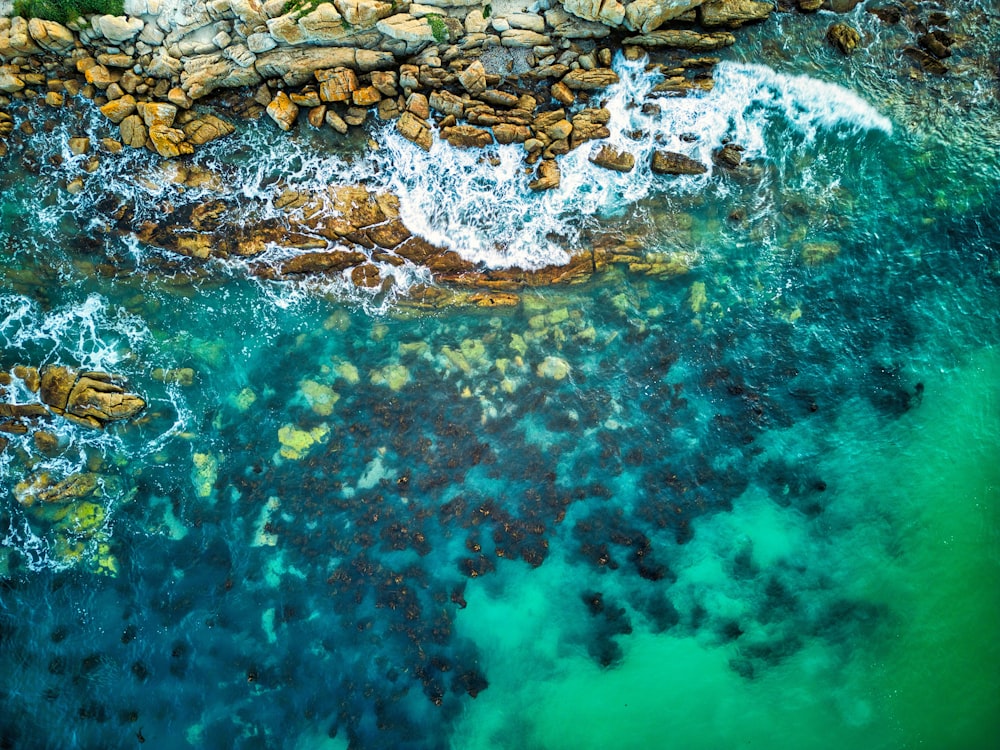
(0, 292), (148, 371)
(357, 56), (894, 270)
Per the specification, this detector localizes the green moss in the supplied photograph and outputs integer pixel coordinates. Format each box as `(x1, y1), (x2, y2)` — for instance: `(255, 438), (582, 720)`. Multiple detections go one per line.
(281, 0), (330, 16)
(484, 3), (492, 19)
(13, 0), (124, 25)
(426, 13), (448, 45)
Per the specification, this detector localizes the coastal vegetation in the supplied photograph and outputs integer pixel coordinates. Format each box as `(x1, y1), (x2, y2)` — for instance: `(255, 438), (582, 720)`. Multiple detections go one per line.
(13, 0), (123, 24)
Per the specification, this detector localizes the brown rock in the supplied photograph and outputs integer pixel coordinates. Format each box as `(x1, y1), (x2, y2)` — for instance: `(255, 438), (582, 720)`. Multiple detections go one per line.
(713, 143), (743, 169)
(371, 70), (398, 97)
(68, 137), (90, 155)
(698, 0), (773, 28)
(308, 105), (327, 128)
(326, 109), (349, 134)
(352, 86), (382, 107)
(377, 96), (401, 121)
(622, 30), (735, 51)
(280, 250), (367, 276)
(84, 64), (118, 90)
(0, 403), (48, 420)
(406, 92), (430, 120)
(827, 23), (861, 55)
(119, 115), (147, 149)
(183, 114), (236, 146)
(866, 5), (899, 24)
(529, 159), (560, 191)
(918, 32), (952, 60)
(902, 48), (948, 75)
(651, 150), (707, 175)
(267, 92), (299, 131)
(459, 60), (487, 95)
(544, 118), (573, 141)
(590, 145), (636, 172)
(190, 200), (228, 232)
(494, 123), (531, 144)
(369, 219), (411, 249)
(14, 472), (98, 506)
(351, 264), (383, 288)
(344, 107), (368, 126)
(551, 81), (575, 106)
(441, 125), (493, 149)
(429, 90), (465, 118)
(39, 366), (145, 428)
(318, 68), (359, 103)
(149, 124), (192, 159)
(13, 365), (40, 392)
(561, 68), (619, 90)
(397, 111), (433, 151)
(480, 90), (520, 109)
(533, 109), (566, 133)
(100, 94), (137, 124)
(139, 102), (178, 129)
(33, 430), (62, 456)
(290, 89), (322, 108)
(167, 87), (193, 109)
(570, 108), (611, 149)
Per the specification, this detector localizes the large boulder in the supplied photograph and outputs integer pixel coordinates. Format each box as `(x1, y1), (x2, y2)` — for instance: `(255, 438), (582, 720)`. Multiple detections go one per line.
(624, 0), (705, 33)
(698, 0), (772, 28)
(267, 91), (300, 130)
(441, 125), (493, 149)
(562, 68), (619, 90)
(26, 18), (75, 53)
(39, 367), (145, 429)
(623, 29), (735, 49)
(97, 15), (144, 43)
(652, 150), (707, 174)
(590, 144), (636, 172)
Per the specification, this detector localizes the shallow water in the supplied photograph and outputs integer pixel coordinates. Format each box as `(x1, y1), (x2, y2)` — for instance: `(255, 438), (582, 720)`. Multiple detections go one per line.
(2, 7), (999, 750)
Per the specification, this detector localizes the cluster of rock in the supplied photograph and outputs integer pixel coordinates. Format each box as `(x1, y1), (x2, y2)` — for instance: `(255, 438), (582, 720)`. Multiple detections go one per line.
(0, 365), (146, 451)
(821, 2), (957, 71)
(0, 0), (775, 160)
(110, 168), (697, 307)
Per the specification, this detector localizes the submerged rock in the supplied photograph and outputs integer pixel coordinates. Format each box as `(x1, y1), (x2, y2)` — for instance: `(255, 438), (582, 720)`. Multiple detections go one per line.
(537, 356), (571, 380)
(801, 241), (841, 266)
(278, 423), (330, 460)
(14, 471), (99, 507)
(902, 47), (948, 75)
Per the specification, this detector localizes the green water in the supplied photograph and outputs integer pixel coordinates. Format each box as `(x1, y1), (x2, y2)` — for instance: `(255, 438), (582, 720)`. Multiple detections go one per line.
(453, 347), (1000, 750)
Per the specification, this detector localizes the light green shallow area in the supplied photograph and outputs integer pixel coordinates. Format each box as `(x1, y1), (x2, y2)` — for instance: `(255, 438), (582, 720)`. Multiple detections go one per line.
(453, 346), (1000, 750)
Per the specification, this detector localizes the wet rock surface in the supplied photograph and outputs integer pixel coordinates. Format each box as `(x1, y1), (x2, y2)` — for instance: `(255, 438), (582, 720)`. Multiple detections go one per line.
(1, 365), (146, 436)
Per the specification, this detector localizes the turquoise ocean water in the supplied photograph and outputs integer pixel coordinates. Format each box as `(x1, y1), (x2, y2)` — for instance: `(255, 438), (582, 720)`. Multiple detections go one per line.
(1, 8), (998, 749)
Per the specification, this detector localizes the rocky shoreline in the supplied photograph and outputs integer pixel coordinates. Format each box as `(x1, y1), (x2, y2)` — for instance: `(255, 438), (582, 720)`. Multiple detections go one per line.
(0, 0), (966, 304)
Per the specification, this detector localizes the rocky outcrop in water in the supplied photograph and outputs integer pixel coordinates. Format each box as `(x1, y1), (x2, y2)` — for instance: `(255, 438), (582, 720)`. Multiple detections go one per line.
(0, 365), (145, 438)
(90, 165), (695, 308)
